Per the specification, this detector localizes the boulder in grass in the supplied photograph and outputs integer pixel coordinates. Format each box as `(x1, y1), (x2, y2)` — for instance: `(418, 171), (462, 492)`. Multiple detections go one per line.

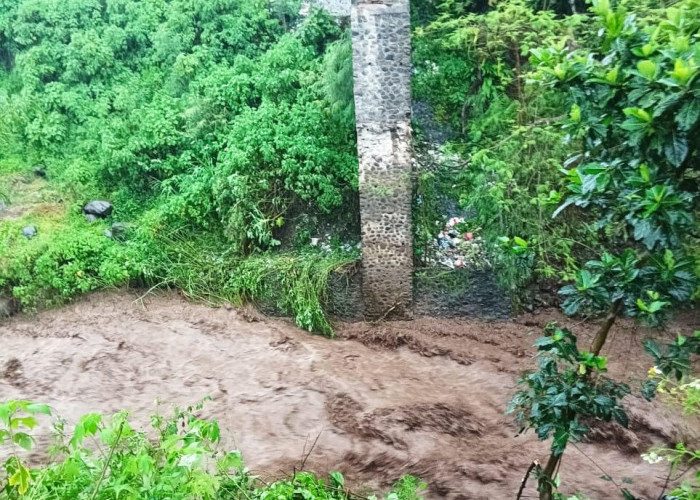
(104, 222), (128, 240)
(33, 165), (47, 178)
(83, 200), (113, 218)
(22, 226), (37, 239)
(110, 222), (127, 240)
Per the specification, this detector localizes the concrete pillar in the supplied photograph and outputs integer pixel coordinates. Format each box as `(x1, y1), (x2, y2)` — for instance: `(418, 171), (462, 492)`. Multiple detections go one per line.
(351, 0), (413, 319)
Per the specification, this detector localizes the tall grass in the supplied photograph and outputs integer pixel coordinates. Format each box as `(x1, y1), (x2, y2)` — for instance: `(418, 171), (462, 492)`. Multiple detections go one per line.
(142, 230), (358, 336)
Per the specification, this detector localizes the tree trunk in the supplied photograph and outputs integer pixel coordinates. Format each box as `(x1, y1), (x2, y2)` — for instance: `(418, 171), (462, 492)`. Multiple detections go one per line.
(538, 452), (562, 500)
(590, 299), (623, 356)
(569, 0), (578, 15)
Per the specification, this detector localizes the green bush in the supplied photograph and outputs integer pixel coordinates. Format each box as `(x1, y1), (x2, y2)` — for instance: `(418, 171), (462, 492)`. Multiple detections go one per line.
(0, 0), (358, 328)
(0, 215), (138, 308)
(411, 0), (595, 297)
(133, 224), (358, 335)
(0, 399), (426, 500)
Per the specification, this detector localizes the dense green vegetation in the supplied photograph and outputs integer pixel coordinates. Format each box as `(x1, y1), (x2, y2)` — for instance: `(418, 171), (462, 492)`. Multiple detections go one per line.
(411, 0), (699, 303)
(1, 0), (697, 326)
(410, 0), (699, 498)
(0, 399), (426, 500)
(0, 0), (358, 333)
(1, 0), (699, 498)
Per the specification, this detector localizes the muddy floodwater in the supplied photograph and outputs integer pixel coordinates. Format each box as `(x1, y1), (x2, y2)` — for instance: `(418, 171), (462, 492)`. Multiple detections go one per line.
(1, 291), (698, 499)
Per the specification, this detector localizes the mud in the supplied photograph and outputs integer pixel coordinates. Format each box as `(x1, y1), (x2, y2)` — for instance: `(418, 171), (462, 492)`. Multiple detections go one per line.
(1, 291), (698, 499)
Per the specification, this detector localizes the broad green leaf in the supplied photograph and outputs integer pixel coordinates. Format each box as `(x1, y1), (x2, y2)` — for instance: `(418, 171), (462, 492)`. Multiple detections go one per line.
(0, 404), (10, 426)
(218, 451), (243, 471)
(12, 432), (34, 450)
(669, 59), (695, 85)
(593, 395), (613, 407)
(11, 416), (38, 430)
(513, 236), (528, 248)
(675, 99), (700, 131)
(605, 67), (619, 84)
(570, 103), (581, 122)
(613, 408), (629, 427)
(637, 60), (657, 80)
(664, 132), (688, 167)
(653, 93), (681, 117)
(552, 429), (569, 455)
(25, 403), (51, 416)
(641, 44), (656, 57)
(330, 471), (345, 487)
(624, 107), (652, 122)
(8, 461), (31, 494)
(639, 164), (650, 183)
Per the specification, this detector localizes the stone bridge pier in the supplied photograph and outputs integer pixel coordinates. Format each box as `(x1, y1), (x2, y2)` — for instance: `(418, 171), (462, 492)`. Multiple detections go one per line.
(351, 0), (413, 319)
(310, 0), (414, 319)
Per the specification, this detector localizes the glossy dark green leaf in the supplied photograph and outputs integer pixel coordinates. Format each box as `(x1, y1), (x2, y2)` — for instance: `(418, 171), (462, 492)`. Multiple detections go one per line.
(664, 132), (688, 167)
(675, 99), (700, 131)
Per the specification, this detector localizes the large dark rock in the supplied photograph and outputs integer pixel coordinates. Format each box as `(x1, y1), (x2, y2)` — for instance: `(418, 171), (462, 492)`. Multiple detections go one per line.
(22, 226), (37, 239)
(33, 165), (47, 178)
(83, 201), (113, 218)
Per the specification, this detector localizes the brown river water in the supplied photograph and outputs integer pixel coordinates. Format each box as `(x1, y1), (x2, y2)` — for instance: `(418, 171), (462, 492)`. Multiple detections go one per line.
(1, 291), (698, 499)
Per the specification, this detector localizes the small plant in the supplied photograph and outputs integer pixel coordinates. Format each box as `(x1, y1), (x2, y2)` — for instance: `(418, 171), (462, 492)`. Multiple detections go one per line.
(0, 401), (52, 495)
(509, 325), (630, 500)
(641, 332), (700, 499)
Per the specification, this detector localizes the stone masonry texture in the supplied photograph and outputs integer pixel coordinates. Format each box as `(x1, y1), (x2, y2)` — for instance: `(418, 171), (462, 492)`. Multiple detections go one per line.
(308, 0), (351, 16)
(351, 0), (413, 319)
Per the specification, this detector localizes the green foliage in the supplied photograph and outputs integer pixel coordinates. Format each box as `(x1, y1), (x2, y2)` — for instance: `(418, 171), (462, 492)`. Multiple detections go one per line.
(534, 0), (700, 317)
(0, 0), (358, 328)
(642, 330), (700, 399)
(0, 401), (52, 496)
(412, 1), (594, 296)
(641, 331), (700, 499)
(0, 0), (357, 237)
(0, 400), (425, 500)
(510, 3), (700, 497)
(509, 325), (631, 456)
(132, 226), (358, 335)
(0, 213), (139, 309)
(558, 249), (696, 323)
(322, 30), (355, 130)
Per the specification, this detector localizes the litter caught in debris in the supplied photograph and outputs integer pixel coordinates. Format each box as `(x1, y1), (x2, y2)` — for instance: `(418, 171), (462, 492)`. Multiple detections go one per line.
(431, 217), (490, 270)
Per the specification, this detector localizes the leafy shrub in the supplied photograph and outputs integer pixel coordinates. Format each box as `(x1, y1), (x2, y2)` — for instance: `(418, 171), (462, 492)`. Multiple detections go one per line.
(411, 1), (594, 296)
(511, 1), (700, 498)
(0, 0), (358, 326)
(509, 325), (630, 456)
(0, 215), (138, 308)
(128, 223), (358, 335)
(641, 332), (700, 499)
(0, 400), (426, 500)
